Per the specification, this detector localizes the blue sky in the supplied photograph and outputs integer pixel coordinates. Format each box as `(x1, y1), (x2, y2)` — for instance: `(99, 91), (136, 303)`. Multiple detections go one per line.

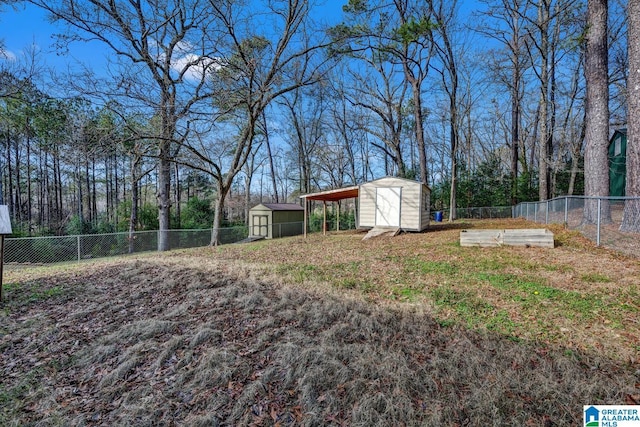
(1, 2), (105, 70)
(1, 1), (480, 77)
(0, 1), (348, 75)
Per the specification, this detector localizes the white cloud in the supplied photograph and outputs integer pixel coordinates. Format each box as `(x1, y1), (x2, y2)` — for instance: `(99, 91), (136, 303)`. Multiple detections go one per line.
(171, 53), (224, 80)
(0, 48), (17, 61)
(147, 38), (223, 80)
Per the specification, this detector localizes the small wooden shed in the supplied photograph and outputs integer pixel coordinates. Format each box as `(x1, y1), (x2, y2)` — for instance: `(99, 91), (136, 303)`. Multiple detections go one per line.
(359, 177), (431, 231)
(248, 203), (304, 239)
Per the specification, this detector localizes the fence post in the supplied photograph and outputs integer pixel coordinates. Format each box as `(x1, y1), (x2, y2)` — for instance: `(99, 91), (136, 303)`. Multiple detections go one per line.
(564, 197), (569, 225)
(596, 198), (601, 246)
(77, 235), (81, 262)
(545, 201), (549, 224)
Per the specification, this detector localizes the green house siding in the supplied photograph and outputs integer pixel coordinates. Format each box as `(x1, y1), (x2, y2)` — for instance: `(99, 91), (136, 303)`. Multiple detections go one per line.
(608, 129), (627, 197)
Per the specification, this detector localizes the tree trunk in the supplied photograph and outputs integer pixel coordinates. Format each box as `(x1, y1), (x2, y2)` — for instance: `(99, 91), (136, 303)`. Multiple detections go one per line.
(129, 157), (140, 254)
(210, 184), (230, 246)
(510, 4), (521, 206)
(105, 156), (111, 224)
(157, 141), (172, 251)
(37, 147), (43, 227)
(26, 129), (32, 230)
(262, 111), (279, 203)
(84, 157), (91, 223)
(620, 0), (640, 232)
(569, 114), (587, 196)
(0, 153), (4, 206)
(537, 0), (550, 202)
(174, 162), (181, 229)
(91, 159), (97, 226)
(410, 79), (428, 185)
(6, 129), (13, 220)
(14, 133), (21, 223)
(77, 158), (83, 224)
(510, 68), (520, 205)
(583, 0), (610, 224)
(548, 4), (559, 198)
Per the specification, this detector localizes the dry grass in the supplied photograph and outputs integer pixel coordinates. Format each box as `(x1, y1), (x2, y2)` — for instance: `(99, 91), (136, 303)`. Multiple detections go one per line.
(1, 218), (640, 426)
(207, 219), (640, 360)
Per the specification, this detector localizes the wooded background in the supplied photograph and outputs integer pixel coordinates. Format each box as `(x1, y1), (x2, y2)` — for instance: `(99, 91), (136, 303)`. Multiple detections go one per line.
(0, 0), (637, 243)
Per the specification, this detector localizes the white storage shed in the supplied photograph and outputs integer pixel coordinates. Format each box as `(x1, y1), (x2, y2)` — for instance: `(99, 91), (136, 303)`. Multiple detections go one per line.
(300, 176), (431, 235)
(358, 177), (430, 231)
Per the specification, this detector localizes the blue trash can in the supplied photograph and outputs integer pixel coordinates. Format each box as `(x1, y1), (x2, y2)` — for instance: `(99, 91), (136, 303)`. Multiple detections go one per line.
(434, 211), (443, 222)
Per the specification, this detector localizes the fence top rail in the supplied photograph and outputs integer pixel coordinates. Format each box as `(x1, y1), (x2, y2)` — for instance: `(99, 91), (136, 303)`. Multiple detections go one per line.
(519, 196), (640, 204)
(5, 226), (250, 241)
(442, 206), (513, 211)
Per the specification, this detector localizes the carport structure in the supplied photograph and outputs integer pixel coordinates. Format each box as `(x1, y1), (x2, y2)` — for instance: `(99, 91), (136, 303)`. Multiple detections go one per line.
(299, 186), (359, 237)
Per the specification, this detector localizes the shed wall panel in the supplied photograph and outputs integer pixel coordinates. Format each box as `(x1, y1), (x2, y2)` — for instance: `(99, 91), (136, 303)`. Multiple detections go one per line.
(398, 182), (421, 230)
(273, 211), (304, 224)
(358, 184), (377, 227)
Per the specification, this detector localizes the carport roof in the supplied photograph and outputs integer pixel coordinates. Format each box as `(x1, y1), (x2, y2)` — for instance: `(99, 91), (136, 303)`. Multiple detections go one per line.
(299, 185), (359, 202)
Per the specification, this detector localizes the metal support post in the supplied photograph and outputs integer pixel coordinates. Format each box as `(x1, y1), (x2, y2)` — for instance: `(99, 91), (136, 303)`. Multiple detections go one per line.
(546, 201), (549, 224)
(596, 198), (601, 246)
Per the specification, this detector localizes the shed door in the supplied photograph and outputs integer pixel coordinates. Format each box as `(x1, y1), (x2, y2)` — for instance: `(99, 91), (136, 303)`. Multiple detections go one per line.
(375, 187), (401, 227)
(252, 215), (269, 237)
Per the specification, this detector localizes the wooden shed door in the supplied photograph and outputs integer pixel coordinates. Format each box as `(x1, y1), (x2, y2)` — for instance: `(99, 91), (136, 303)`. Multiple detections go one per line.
(375, 187), (401, 227)
(252, 215), (269, 237)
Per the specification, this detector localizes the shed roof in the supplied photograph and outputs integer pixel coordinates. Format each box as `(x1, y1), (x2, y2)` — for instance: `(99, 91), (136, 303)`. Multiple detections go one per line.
(363, 176), (431, 191)
(255, 203), (304, 211)
(299, 185), (359, 202)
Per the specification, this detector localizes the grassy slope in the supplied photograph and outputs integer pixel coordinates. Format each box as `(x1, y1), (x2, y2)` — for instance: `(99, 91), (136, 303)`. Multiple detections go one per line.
(1, 218), (639, 426)
(213, 219), (640, 360)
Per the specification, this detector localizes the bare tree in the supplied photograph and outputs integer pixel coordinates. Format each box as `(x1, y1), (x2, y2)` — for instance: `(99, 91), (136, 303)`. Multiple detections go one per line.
(430, 0), (463, 220)
(176, 0), (331, 245)
(393, 0), (433, 185)
(259, 110), (279, 203)
(476, 0), (530, 205)
(583, 0), (610, 223)
(532, 0), (552, 201)
(30, 0), (222, 250)
(331, 2), (412, 178)
(279, 85), (325, 195)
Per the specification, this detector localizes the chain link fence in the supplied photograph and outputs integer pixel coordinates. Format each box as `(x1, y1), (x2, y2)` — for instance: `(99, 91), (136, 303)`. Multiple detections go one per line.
(514, 196), (640, 257)
(3, 226), (249, 266)
(7, 199), (639, 264)
(438, 206), (513, 221)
